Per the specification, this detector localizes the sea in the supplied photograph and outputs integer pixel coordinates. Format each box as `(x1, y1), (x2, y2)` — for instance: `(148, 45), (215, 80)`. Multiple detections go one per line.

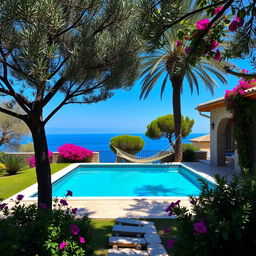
(21, 133), (207, 163)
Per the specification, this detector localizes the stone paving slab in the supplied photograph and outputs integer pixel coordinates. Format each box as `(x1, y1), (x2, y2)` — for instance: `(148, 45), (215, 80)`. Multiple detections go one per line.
(144, 233), (161, 244)
(108, 248), (149, 256)
(147, 244), (168, 256)
(116, 218), (154, 226)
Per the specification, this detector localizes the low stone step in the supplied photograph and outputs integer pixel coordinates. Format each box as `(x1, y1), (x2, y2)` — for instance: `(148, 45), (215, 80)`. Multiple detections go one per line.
(147, 244), (168, 256)
(144, 233), (161, 244)
(109, 236), (147, 249)
(113, 225), (156, 237)
(108, 248), (149, 256)
(116, 218), (154, 227)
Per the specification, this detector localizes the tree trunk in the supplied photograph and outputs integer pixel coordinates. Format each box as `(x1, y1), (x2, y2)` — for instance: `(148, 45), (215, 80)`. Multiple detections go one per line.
(172, 77), (183, 162)
(29, 119), (52, 209)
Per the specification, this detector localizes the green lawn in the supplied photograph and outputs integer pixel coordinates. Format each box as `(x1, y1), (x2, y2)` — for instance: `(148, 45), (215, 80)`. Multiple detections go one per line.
(91, 219), (177, 256)
(0, 163), (70, 200)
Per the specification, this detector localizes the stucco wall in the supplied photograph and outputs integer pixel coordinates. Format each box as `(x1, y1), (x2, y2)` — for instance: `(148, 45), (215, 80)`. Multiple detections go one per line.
(5, 152), (99, 163)
(210, 107), (232, 166)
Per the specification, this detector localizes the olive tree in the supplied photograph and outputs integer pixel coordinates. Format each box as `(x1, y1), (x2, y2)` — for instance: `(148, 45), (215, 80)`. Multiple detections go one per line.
(0, 0), (143, 208)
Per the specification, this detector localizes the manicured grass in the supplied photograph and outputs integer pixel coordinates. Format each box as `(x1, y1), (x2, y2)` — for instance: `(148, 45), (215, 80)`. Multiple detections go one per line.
(91, 218), (177, 256)
(0, 163), (70, 200)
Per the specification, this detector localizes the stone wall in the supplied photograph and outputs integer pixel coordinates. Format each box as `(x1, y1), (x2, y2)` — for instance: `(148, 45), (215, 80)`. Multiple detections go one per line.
(5, 152), (99, 163)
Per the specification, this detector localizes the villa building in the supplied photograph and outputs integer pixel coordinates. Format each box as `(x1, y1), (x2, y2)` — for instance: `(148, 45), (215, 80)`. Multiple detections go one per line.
(196, 87), (256, 171)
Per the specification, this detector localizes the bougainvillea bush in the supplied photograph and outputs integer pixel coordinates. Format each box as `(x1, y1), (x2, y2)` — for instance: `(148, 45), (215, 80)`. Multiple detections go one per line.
(164, 175), (256, 256)
(0, 191), (93, 256)
(28, 151), (53, 168)
(58, 144), (93, 162)
(224, 79), (256, 171)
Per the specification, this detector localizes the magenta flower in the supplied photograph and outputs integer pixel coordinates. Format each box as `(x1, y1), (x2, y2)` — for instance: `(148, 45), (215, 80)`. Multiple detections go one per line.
(196, 19), (210, 30)
(79, 236), (86, 244)
(60, 199), (68, 206)
(194, 221), (208, 234)
(214, 6), (223, 15)
(40, 203), (47, 209)
(59, 241), (67, 250)
(174, 200), (181, 206)
(71, 208), (78, 214)
(17, 194), (24, 201)
(66, 190), (73, 197)
(211, 40), (219, 50)
(167, 239), (176, 248)
(163, 227), (169, 234)
(28, 151), (53, 168)
(213, 49), (221, 61)
(58, 144), (93, 161)
(176, 40), (181, 47)
(0, 203), (8, 210)
(242, 69), (249, 74)
(185, 47), (191, 54)
(229, 17), (244, 32)
(69, 224), (80, 235)
(190, 199), (196, 205)
(184, 35), (190, 40)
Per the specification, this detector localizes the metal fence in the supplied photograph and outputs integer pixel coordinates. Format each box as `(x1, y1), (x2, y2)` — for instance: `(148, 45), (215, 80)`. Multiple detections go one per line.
(98, 150), (163, 163)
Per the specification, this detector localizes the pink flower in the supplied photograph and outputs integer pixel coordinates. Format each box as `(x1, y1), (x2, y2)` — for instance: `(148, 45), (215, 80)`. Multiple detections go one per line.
(66, 190), (73, 197)
(242, 69), (248, 74)
(190, 199), (196, 205)
(185, 47), (191, 54)
(176, 40), (181, 47)
(58, 144), (93, 161)
(60, 199), (68, 206)
(163, 227), (169, 234)
(71, 208), (78, 214)
(184, 35), (190, 40)
(17, 194), (24, 201)
(214, 6), (223, 15)
(194, 221), (208, 234)
(196, 19), (210, 30)
(229, 17), (244, 32)
(0, 203), (8, 210)
(28, 151), (53, 168)
(167, 239), (176, 248)
(174, 200), (181, 206)
(79, 236), (86, 244)
(40, 203), (47, 209)
(211, 40), (219, 50)
(69, 224), (80, 235)
(59, 241), (67, 250)
(213, 49), (221, 61)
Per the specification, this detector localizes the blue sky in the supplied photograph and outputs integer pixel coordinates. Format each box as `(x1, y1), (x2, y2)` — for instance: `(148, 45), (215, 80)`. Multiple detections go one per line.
(44, 58), (252, 134)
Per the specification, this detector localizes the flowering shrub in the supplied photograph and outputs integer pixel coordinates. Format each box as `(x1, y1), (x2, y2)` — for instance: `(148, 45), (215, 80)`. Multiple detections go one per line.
(224, 79), (256, 171)
(0, 191), (93, 256)
(164, 175), (256, 255)
(58, 144), (93, 162)
(28, 151), (53, 168)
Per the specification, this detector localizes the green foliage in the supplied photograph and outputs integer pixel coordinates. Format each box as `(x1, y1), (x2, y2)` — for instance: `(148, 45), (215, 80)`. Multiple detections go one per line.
(110, 135), (144, 154)
(0, 154), (26, 175)
(145, 114), (194, 142)
(225, 91), (256, 172)
(18, 143), (34, 152)
(0, 104), (30, 151)
(169, 175), (256, 256)
(182, 143), (199, 151)
(0, 197), (93, 256)
(182, 144), (199, 162)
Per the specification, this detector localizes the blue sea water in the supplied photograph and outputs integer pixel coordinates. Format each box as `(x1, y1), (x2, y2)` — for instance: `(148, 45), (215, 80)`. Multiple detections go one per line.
(21, 133), (207, 162)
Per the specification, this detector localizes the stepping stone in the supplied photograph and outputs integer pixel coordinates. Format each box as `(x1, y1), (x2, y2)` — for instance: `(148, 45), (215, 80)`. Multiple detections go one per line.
(147, 244), (168, 256)
(144, 233), (161, 244)
(113, 225), (149, 237)
(109, 236), (147, 249)
(116, 218), (154, 226)
(143, 225), (157, 233)
(108, 249), (149, 256)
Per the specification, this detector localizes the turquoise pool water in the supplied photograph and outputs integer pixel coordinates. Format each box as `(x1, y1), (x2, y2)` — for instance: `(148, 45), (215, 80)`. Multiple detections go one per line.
(41, 165), (214, 197)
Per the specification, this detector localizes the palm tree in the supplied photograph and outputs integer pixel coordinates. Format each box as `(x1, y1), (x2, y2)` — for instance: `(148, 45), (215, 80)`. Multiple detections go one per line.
(140, 30), (228, 162)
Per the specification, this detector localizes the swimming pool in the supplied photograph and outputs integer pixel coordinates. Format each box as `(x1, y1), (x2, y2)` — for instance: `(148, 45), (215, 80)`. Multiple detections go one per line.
(35, 164), (215, 197)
